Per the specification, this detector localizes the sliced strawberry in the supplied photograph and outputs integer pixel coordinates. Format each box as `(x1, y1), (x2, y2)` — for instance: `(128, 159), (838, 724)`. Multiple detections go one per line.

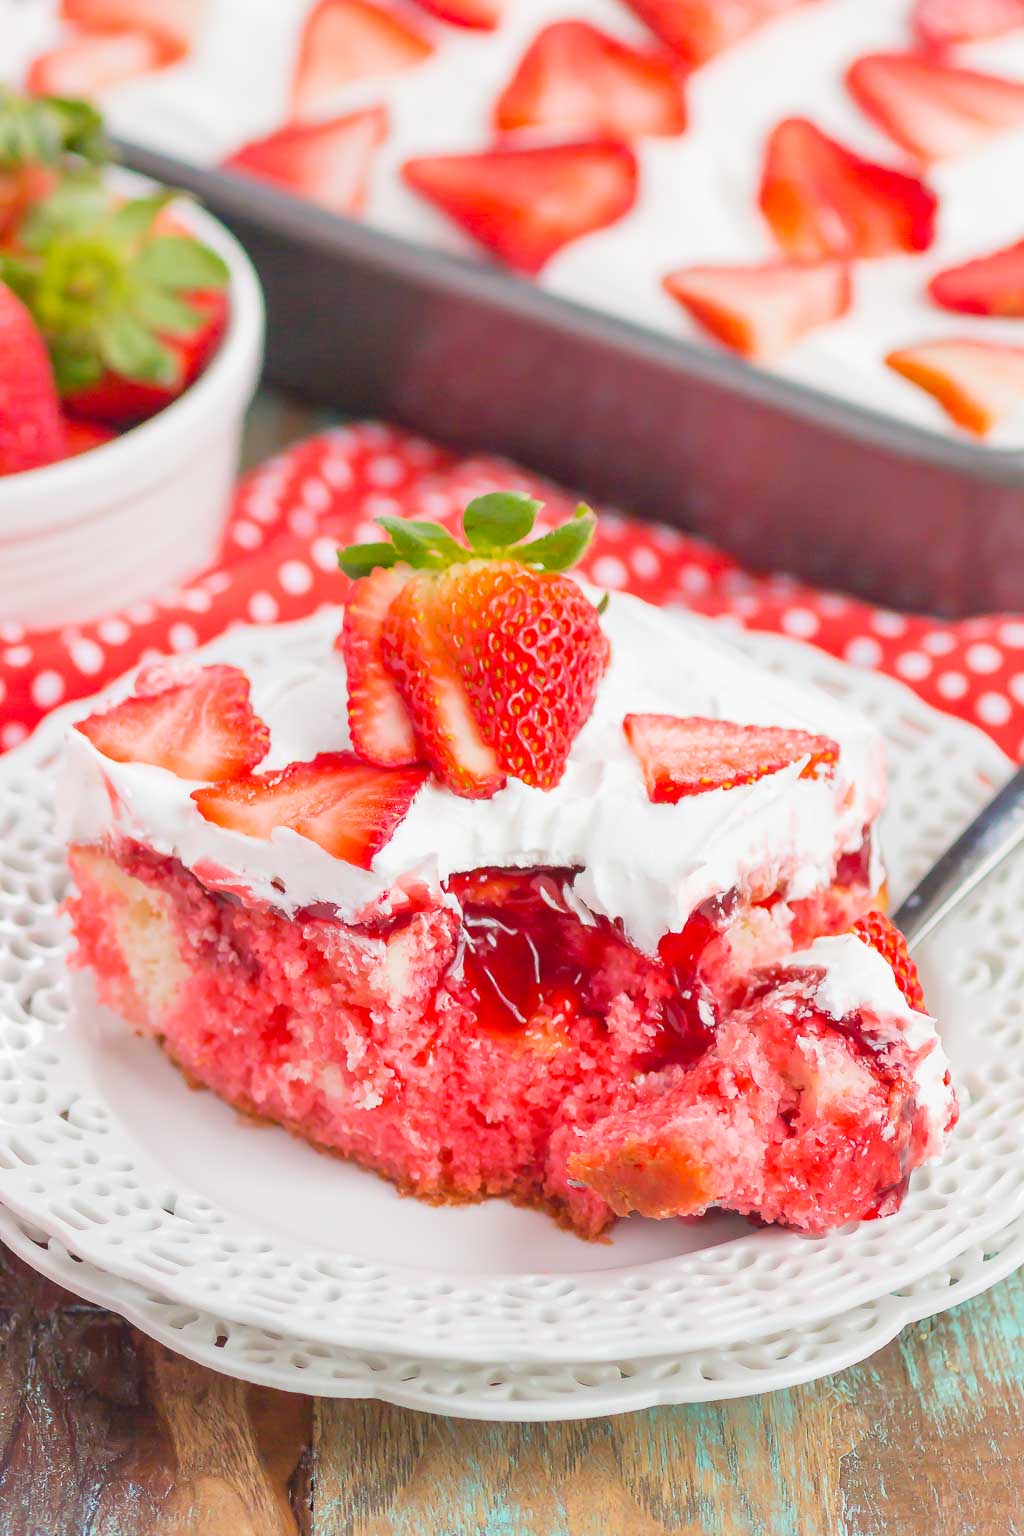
(339, 566), (420, 767)
(59, 0), (203, 56)
(850, 911), (926, 1012)
(26, 30), (173, 96)
(408, 0), (498, 26)
(620, 0), (812, 65)
(759, 117), (937, 260)
(495, 22), (686, 139)
(193, 752), (426, 867)
(63, 288), (228, 427)
(62, 417), (117, 455)
(381, 573), (506, 798)
(662, 259), (850, 360)
(223, 107), (389, 218)
(886, 338), (1024, 435)
(0, 282), (65, 475)
(430, 560), (610, 791)
(402, 140), (638, 274)
(290, 0), (432, 120)
(76, 665), (270, 781)
(847, 52), (1024, 161)
(912, 0), (1024, 49)
(623, 714), (839, 803)
(929, 239), (1024, 315)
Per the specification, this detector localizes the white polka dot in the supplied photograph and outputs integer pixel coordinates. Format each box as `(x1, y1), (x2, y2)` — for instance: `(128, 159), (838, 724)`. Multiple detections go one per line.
(168, 623), (198, 653)
(937, 671), (968, 700)
(248, 591), (279, 624)
(204, 572), (233, 596)
(630, 546), (661, 580)
(922, 631), (956, 656)
(181, 588), (212, 613)
(0, 678), (5, 704)
(416, 491), (453, 519)
(780, 608), (820, 639)
(279, 560), (313, 596)
(0, 622), (24, 643)
(1, 722), (27, 750)
(31, 671), (64, 708)
(363, 494), (403, 520)
(733, 594), (762, 617)
(844, 636), (883, 668)
(246, 489), (282, 524)
(99, 617), (130, 645)
(977, 691), (1012, 726)
(591, 555), (628, 589)
(366, 454), (405, 488)
(895, 651), (932, 681)
(871, 611), (907, 638)
(599, 513), (625, 539)
(965, 642), (1002, 675)
(289, 509), (317, 538)
(312, 537), (339, 572)
(127, 602), (156, 625)
(70, 639), (104, 675)
(677, 565), (711, 596)
(301, 477), (332, 512)
(232, 520), (263, 550)
(999, 621), (1024, 649)
(3, 645), (32, 668)
(1008, 673), (1024, 705)
(818, 593), (848, 616)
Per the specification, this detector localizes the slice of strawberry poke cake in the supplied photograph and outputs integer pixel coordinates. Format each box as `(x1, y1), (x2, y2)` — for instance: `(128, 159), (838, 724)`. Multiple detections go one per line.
(61, 495), (956, 1238)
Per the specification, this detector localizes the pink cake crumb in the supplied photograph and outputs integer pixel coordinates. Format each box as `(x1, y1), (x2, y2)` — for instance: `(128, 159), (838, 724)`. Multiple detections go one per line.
(66, 837), (880, 1238)
(568, 963), (949, 1233)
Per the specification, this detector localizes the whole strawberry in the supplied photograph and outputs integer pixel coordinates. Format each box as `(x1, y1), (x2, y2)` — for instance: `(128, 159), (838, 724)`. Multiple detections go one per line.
(338, 493), (610, 797)
(0, 178), (229, 425)
(0, 280), (65, 474)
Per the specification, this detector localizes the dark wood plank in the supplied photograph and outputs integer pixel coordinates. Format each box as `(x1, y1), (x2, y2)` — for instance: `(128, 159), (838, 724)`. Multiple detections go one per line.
(0, 1287), (311, 1536)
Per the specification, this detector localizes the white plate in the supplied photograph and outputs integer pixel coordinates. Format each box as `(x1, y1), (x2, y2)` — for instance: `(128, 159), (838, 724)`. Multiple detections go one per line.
(2, 1196), (1021, 1419)
(0, 613), (1019, 1364)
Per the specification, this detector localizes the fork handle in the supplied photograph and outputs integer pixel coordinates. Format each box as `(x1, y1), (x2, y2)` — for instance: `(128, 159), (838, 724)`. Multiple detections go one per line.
(894, 764), (1024, 949)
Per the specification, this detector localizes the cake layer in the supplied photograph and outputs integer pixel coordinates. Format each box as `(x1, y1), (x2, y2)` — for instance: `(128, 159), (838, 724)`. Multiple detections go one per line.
(568, 933), (957, 1233)
(66, 837), (883, 1237)
(60, 600), (885, 956)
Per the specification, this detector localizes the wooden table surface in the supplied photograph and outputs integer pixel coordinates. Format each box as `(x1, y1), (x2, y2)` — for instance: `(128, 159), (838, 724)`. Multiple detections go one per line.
(3, 400), (1020, 1536)
(2, 1237), (1022, 1535)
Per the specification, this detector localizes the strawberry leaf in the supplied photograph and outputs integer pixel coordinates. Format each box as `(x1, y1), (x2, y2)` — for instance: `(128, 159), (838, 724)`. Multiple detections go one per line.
(104, 193), (174, 245)
(133, 285), (207, 337)
(0, 88), (108, 170)
(338, 542), (400, 578)
(19, 178), (111, 250)
(463, 491), (540, 550)
(514, 505), (596, 571)
(135, 234), (230, 290)
(375, 516), (467, 568)
(98, 313), (179, 384)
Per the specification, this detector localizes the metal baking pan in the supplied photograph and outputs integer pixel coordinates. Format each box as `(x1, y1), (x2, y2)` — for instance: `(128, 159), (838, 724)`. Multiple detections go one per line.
(119, 138), (1024, 618)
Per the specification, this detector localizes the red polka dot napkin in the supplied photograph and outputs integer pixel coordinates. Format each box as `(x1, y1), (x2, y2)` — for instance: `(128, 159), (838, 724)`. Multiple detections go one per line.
(2, 421), (1023, 762)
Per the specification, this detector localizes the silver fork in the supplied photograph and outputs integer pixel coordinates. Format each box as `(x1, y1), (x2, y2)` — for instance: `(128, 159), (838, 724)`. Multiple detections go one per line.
(895, 764), (1024, 948)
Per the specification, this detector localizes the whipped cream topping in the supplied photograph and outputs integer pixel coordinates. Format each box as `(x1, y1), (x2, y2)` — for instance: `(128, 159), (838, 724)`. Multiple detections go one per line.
(783, 932), (955, 1150)
(60, 597), (885, 956)
(9, 0), (1024, 442)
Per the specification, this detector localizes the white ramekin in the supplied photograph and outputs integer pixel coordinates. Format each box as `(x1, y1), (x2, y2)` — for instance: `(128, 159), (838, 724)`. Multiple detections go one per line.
(0, 172), (264, 631)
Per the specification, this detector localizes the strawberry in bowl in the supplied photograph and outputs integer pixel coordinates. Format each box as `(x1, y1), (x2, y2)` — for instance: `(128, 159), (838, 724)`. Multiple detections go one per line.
(0, 88), (263, 628)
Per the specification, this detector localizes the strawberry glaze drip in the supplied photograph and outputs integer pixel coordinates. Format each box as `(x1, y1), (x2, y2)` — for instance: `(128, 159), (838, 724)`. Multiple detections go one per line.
(450, 867), (719, 1063)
